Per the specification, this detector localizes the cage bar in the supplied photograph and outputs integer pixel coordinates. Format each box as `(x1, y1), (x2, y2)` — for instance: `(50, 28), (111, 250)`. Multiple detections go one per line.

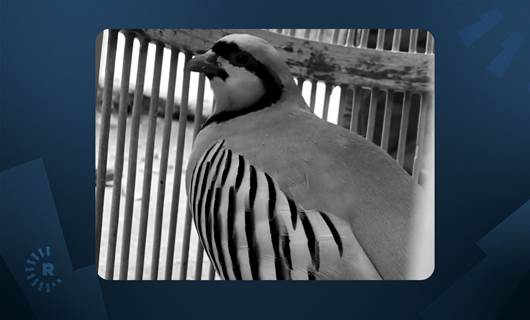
(359, 29), (370, 48)
(309, 80), (317, 112)
(297, 77), (304, 91)
(134, 42), (164, 280)
(376, 29), (386, 50)
(164, 52), (192, 280)
(426, 32), (434, 54)
(96, 29), (118, 267)
(322, 83), (333, 121)
(392, 29), (402, 52)
(337, 85), (352, 128)
(349, 86), (362, 133)
(397, 91), (413, 167)
(118, 37), (149, 280)
(192, 73), (207, 280)
(105, 31), (134, 279)
(413, 92), (433, 182)
(409, 29), (419, 53)
(380, 90), (394, 151)
(366, 88), (379, 142)
(345, 29), (355, 47)
(150, 48), (179, 280)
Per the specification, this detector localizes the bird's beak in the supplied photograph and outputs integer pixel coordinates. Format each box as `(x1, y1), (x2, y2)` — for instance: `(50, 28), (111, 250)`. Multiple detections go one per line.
(186, 50), (220, 75)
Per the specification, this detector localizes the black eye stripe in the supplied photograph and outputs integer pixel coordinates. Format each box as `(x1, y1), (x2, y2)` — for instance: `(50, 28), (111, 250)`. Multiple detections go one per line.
(201, 39), (284, 129)
(211, 40), (283, 96)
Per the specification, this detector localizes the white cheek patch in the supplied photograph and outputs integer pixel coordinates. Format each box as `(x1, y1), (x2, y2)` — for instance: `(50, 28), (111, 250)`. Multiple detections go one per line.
(211, 59), (265, 112)
(224, 64), (265, 110)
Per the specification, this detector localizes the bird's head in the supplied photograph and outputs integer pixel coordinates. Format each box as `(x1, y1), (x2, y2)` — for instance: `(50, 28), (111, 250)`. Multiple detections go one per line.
(186, 34), (297, 119)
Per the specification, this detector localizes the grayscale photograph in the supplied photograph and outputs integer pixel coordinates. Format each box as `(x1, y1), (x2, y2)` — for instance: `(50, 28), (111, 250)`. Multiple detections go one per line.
(95, 29), (435, 280)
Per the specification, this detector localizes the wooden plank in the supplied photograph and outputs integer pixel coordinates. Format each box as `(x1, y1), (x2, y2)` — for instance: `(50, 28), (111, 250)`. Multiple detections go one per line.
(119, 36), (148, 280)
(96, 29), (118, 269)
(135, 42), (164, 280)
(140, 29), (434, 92)
(105, 31), (134, 280)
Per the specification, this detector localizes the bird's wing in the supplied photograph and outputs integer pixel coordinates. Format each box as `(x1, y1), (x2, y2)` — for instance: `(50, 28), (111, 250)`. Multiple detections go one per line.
(187, 103), (425, 279)
(187, 139), (382, 280)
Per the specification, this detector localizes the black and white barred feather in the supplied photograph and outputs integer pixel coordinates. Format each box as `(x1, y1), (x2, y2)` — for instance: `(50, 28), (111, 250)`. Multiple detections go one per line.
(189, 140), (382, 280)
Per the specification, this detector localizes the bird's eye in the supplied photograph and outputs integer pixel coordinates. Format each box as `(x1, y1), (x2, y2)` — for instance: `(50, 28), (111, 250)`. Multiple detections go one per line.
(231, 52), (251, 66)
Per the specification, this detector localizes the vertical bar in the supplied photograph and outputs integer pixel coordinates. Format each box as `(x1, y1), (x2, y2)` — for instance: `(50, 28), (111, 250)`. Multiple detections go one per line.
(192, 74), (207, 280)
(288, 29), (296, 37)
(337, 85), (353, 128)
(118, 37), (148, 280)
(104, 31), (134, 279)
(304, 29), (311, 40)
(317, 29), (325, 42)
(331, 29), (340, 44)
(95, 29), (118, 267)
(409, 29), (419, 53)
(366, 88), (379, 142)
(376, 29), (386, 50)
(208, 263), (216, 280)
(359, 29), (370, 48)
(412, 92), (432, 182)
(426, 32), (435, 54)
(349, 86), (362, 133)
(134, 42), (164, 280)
(192, 74), (206, 137)
(392, 29), (402, 51)
(165, 52), (192, 280)
(322, 83), (333, 121)
(380, 90), (394, 151)
(150, 48), (179, 280)
(179, 207), (193, 279)
(95, 32), (103, 89)
(337, 29), (348, 46)
(134, 43), (164, 280)
(397, 91), (413, 167)
(346, 29), (355, 47)
(309, 80), (317, 112)
(296, 77), (304, 91)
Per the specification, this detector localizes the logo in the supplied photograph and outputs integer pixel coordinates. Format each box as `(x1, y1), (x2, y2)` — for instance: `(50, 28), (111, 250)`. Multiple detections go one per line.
(25, 246), (62, 293)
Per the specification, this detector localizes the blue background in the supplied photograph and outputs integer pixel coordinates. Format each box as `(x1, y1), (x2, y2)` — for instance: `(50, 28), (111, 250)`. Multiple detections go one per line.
(1, 0), (530, 319)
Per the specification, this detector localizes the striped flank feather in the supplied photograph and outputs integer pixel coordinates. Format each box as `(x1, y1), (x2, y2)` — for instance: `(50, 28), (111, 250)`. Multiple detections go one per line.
(189, 140), (382, 280)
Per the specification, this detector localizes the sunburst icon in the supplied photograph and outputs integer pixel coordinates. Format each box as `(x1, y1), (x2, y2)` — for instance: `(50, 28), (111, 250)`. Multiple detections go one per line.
(25, 246), (62, 293)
